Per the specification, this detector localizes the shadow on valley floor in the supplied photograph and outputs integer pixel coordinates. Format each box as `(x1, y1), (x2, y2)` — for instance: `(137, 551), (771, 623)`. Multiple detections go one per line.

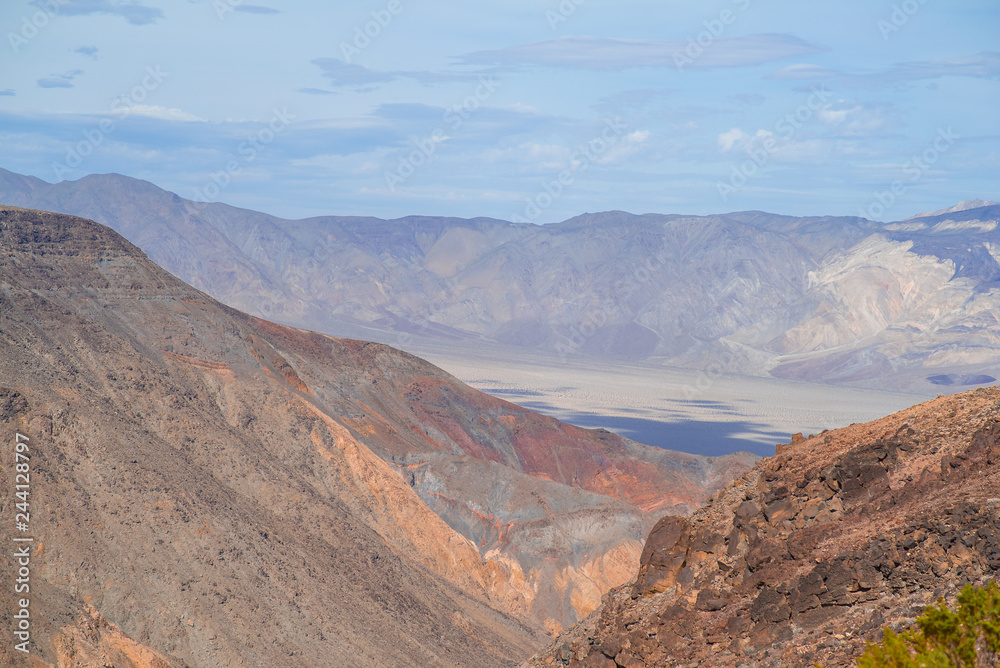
(489, 392), (785, 457)
(542, 409), (781, 457)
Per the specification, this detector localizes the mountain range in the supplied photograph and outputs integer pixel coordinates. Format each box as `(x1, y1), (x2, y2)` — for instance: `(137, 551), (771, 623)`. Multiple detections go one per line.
(0, 206), (753, 667)
(0, 168), (996, 393)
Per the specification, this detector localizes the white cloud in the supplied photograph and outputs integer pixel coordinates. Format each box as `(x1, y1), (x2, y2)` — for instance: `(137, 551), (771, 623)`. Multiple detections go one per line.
(595, 129), (651, 165)
(816, 101), (894, 136)
(125, 105), (204, 122)
(718, 128), (750, 152)
(817, 106), (853, 125)
(718, 128), (776, 153)
(717, 127), (833, 163)
(480, 129), (651, 171)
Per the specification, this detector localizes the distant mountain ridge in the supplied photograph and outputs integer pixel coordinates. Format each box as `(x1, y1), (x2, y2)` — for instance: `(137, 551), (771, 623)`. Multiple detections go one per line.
(907, 198), (998, 218)
(0, 168), (997, 392)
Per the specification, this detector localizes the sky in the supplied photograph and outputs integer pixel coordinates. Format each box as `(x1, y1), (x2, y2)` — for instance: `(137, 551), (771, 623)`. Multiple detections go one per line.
(0, 0), (998, 223)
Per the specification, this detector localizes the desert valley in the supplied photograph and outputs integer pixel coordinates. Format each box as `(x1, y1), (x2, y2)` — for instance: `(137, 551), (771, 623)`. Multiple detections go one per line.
(2, 1), (998, 665)
(1, 191), (998, 666)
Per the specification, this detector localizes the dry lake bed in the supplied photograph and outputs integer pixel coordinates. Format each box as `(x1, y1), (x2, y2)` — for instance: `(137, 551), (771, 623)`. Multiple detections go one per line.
(413, 346), (933, 457)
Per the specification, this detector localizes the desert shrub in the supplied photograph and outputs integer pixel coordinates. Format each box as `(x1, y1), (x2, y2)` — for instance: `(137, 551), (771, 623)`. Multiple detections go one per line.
(851, 582), (1000, 667)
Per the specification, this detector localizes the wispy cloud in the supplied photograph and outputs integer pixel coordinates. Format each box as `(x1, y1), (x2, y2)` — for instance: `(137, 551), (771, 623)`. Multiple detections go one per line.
(464, 34), (827, 71)
(298, 87), (337, 96)
(312, 59), (398, 88)
(887, 51), (1000, 81)
(37, 70), (84, 89)
(815, 100), (899, 137)
(593, 88), (675, 116)
(0, 90), (15, 96)
(234, 5), (280, 14)
(0, 109), (406, 163)
(716, 127), (833, 164)
(74, 45), (99, 59)
(31, 0), (163, 25)
(768, 64), (838, 80)
(310, 58), (479, 90)
(125, 105), (204, 122)
(771, 51), (1000, 89)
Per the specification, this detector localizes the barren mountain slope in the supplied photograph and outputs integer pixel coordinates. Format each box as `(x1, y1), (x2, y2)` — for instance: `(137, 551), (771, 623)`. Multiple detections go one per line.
(768, 205), (1000, 388)
(526, 385), (1000, 667)
(227, 313), (756, 632)
(0, 206), (544, 667)
(0, 206), (752, 666)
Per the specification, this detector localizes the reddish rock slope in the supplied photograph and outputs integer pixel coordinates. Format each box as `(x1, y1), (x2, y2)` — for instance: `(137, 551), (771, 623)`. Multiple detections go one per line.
(241, 316), (756, 630)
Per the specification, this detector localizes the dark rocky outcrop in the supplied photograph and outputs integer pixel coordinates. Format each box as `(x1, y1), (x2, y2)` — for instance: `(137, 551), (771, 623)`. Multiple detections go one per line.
(0, 388), (28, 421)
(526, 386), (1000, 667)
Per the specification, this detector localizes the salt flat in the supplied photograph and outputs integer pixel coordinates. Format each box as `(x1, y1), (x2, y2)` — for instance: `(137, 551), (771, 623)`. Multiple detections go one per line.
(412, 345), (933, 457)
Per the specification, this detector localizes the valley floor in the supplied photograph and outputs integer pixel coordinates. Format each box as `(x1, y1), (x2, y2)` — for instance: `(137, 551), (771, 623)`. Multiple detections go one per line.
(413, 345), (933, 457)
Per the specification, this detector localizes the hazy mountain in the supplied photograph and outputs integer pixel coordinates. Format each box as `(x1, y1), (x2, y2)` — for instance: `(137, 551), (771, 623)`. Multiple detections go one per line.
(0, 169), (997, 392)
(768, 204), (1000, 386)
(526, 386), (1000, 667)
(907, 198), (998, 218)
(0, 206), (753, 666)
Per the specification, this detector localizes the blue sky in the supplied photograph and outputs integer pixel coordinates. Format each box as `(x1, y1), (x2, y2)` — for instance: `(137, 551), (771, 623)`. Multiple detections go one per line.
(1, 0), (997, 222)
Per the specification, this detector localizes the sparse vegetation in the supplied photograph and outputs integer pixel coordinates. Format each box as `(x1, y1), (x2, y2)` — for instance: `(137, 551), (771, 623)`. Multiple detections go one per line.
(851, 582), (1000, 667)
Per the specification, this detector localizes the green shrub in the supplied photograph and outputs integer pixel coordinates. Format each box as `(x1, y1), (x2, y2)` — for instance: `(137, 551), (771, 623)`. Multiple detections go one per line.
(851, 582), (1000, 667)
